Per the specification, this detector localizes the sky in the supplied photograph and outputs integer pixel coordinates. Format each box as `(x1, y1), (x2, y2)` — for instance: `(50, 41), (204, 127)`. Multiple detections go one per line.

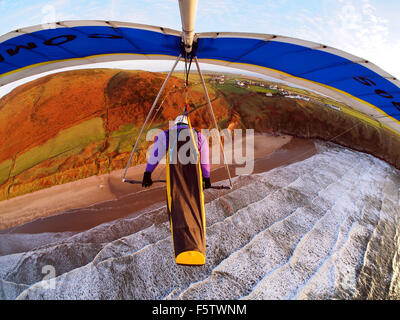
(0, 0), (400, 96)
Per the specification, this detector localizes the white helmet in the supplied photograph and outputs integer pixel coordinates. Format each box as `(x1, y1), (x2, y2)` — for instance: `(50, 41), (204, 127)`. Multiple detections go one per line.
(174, 115), (189, 125)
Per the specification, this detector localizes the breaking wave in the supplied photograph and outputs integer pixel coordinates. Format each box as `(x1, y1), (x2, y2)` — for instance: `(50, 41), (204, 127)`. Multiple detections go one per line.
(0, 141), (399, 300)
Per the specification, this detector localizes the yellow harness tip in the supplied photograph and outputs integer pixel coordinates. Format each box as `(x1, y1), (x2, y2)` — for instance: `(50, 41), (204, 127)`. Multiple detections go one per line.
(175, 251), (205, 266)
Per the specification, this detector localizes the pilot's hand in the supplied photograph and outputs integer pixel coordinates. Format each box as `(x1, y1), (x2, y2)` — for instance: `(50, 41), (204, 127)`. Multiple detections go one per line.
(203, 177), (211, 189)
(142, 171), (153, 188)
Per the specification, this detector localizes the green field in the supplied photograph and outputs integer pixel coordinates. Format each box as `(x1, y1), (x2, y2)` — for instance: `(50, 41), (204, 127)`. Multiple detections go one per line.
(0, 159), (12, 185)
(108, 123), (153, 154)
(215, 82), (248, 95)
(12, 117), (106, 177)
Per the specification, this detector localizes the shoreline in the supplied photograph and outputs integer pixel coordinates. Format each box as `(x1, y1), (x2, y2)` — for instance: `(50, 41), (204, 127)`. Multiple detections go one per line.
(0, 135), (316, 234)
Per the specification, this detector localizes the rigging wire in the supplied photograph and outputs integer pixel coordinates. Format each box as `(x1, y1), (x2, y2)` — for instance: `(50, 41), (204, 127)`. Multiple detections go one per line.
(186, 82), (214, 129)
(121, 53), (182, 181)
(145, 81), (186, 132)
(194, 56), (233, 189)
(124, 53), (233, 190)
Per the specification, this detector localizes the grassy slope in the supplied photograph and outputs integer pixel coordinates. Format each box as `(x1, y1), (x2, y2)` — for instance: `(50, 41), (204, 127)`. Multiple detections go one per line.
(13, 117), (106, 177)
(0, 160), (12, 185)
(0, 69), (399, 201)
(0, 70), (227, 200)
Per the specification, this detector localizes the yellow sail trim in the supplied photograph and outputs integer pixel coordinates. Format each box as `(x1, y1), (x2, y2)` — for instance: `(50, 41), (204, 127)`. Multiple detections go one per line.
(166, 133), (176, 260)
(0, 53), (177, 79)
(188, 117), (206, 233)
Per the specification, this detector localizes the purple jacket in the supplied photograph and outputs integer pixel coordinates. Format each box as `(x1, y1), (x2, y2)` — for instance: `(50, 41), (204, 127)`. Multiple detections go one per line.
(146, 124), (210, 178)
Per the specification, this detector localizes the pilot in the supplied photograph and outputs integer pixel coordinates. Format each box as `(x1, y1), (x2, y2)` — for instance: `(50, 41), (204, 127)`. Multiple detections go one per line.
(142, 114), (211, 189)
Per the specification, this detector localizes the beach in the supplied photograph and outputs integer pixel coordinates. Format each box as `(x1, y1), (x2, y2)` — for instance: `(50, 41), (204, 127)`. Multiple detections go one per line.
(0, 134), (316, 233)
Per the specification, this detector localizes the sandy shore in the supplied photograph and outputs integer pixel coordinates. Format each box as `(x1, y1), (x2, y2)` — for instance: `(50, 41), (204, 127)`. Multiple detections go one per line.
(0, 134), (316, 233)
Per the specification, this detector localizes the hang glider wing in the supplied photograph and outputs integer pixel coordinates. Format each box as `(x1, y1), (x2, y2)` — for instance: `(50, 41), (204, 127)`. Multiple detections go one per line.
(195, 32), (400, 135)
(1, 22), (399, 134)
(0, 21), (181, 85)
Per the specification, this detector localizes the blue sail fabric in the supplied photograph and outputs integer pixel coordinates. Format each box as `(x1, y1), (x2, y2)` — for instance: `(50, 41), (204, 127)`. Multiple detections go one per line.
(0, 25), (181, 76)
(1, 22), (399, 126)
(196, 37), (400, 120)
